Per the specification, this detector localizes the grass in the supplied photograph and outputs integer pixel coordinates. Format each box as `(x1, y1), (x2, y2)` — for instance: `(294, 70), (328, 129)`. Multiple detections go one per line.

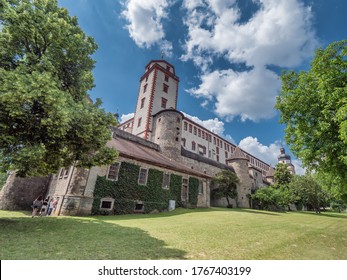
(0, 208), (346, 260)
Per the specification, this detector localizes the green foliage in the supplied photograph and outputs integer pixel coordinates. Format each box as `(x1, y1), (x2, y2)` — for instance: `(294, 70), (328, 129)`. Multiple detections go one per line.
(290, 175), (328, 213)
(92, 162), (191, 215)
(252, 187), (282, 211)
(0, 0), (117, 176)
(188, 177), (199, 207)
(0, 172), (7, 190)
(170, 174), (183, 206)
(276, 40), (347, 193)
(274, 163), (293, 188)
(211, 170), (239, 207)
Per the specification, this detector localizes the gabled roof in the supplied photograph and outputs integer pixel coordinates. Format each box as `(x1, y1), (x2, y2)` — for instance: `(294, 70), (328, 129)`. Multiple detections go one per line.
(229, 146), (249, 161)
(107, 130), (211, 179)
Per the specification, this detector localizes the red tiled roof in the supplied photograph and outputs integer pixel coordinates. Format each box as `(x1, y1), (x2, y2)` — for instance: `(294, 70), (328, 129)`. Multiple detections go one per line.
(107, 136), (211, 178)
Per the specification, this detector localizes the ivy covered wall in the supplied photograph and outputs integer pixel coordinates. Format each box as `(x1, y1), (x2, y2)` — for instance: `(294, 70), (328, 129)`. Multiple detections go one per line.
(92, 161), (200, 215)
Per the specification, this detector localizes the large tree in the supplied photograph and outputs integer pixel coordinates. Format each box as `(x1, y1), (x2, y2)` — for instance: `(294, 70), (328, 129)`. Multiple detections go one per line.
(289, 175), (327, 213)
(211, 170), (239, 208)
(276, 40), (347, 191)
(0, 0), (117, 176)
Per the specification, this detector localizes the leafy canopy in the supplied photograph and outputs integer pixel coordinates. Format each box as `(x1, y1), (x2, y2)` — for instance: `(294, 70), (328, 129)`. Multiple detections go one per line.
(211, 170), (239, 207)
(276, 40), (347, 190)
(0, 0), (117, 176)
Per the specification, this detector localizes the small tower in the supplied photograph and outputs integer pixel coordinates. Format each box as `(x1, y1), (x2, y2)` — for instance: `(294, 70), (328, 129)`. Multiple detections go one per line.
(227, 147), (252, 208)
(132, 60), (180, 140)
(152, 109), (183, 160)
(278, 147), (295, 174)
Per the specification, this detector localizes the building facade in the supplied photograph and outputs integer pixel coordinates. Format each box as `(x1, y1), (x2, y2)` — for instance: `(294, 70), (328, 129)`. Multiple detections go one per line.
(1, 59), (283, 215)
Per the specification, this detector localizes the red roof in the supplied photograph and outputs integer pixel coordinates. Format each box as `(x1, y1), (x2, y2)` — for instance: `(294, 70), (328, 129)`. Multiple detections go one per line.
(107, 136), (211, 179)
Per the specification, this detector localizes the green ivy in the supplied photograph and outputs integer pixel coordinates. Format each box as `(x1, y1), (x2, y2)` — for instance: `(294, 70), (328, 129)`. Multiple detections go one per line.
(92, 161), (200, 215)
(189, 177), (199, 207)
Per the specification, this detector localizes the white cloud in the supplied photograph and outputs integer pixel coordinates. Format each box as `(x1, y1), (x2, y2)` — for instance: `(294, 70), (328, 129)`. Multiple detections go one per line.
(121, 0), (173, 54)
(182, 0), (318, 121)
(239, 136), (280, 166)
(120, 112), (134, 123)
(188, 66), (280, 121)
(239, 136), (306, 175)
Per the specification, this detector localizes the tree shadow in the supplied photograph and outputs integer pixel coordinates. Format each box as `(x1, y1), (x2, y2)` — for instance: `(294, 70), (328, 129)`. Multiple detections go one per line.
(0, 214), (186, 260)
(295, 210), (347, 220)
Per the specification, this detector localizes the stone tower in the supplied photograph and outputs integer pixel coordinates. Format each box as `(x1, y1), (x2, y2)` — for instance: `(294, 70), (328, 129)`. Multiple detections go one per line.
(278, 147), (295, 174)
(132, 60), (179, 140)
(227, 147), (252, 208)
(152, 109), (184, 160)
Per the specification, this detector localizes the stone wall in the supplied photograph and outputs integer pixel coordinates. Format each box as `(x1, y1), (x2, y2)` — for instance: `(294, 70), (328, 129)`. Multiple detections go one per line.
(0, 172), (51, 211)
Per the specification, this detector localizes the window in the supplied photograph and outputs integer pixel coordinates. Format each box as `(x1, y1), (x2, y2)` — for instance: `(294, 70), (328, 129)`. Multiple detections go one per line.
(143, 84), (148, 93)
(107, 162), (121, 181)
(189, 124), (192, 133)
(161, 97), (167, 108)
(214, 137), (216, 145)
(198, 145), (206, 155)
(165, 75), (169, 82)
(99, 198), (115, 211)
(140, 97), (145, 109)
(58, 168), (64, 179)
(181, 138), (186, 147)
(138, 168), (148, 185)
(198, 129), (201, 137)
(198, 180), (204, 195)
(163, 83), (169, 93)
(137, 117), (142, 127)
(162, 173), (170, 189)
(202, 131), (205, 139)
(64, 167), (70, 178)
(194, 127), (197, 135)
(217, 155), (220, 162)
(145, 75), (148, 82)
(58, 167), (70, 179)
(208, 134), (212, 142)
(166, 65), (171, 71)
(184, 122), (187, 131)
(225, 151), (228, 159)
(192, 141), (196, 151)
(216, 147), (219, 154)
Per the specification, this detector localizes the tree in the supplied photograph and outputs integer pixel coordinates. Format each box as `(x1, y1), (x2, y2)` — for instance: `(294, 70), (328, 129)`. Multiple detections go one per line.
(211, 170), (239, 208)
(0, 0), (117, 176)
(290, 175), (327, 213)
(251, 186), (281, 211)
(274, 163), (293, 188)
(276, 40), (347, 191)
(272, 163), (295, 210)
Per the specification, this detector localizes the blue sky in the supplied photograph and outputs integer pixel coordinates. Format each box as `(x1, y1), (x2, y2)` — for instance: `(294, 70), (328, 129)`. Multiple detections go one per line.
(57, 0), (347, 174)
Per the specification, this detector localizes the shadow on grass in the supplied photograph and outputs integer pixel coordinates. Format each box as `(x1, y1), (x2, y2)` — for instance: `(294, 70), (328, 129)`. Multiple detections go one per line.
(295, 210), (347, 220)
(0, 214), (186, 260)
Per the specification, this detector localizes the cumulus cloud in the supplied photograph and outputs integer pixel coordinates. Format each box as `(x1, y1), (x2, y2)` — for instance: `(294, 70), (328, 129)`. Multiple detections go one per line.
(182, 0), (318, 121)
(120, 112), (134, 123)
(121, 0), (173, 55)
(239, 136), (305, 175)
(188, 67), (280, 121)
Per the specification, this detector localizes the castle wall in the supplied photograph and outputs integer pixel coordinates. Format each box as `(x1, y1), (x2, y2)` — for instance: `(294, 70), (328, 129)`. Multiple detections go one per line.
(0, 172), (51, 211)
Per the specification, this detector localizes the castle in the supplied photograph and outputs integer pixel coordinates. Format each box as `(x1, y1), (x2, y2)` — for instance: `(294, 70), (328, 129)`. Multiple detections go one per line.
(0, 59), (295, 215)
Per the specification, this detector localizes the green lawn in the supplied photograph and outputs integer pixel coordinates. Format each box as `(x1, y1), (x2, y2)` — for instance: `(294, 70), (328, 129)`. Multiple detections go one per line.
(0, 208), (346, 260)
